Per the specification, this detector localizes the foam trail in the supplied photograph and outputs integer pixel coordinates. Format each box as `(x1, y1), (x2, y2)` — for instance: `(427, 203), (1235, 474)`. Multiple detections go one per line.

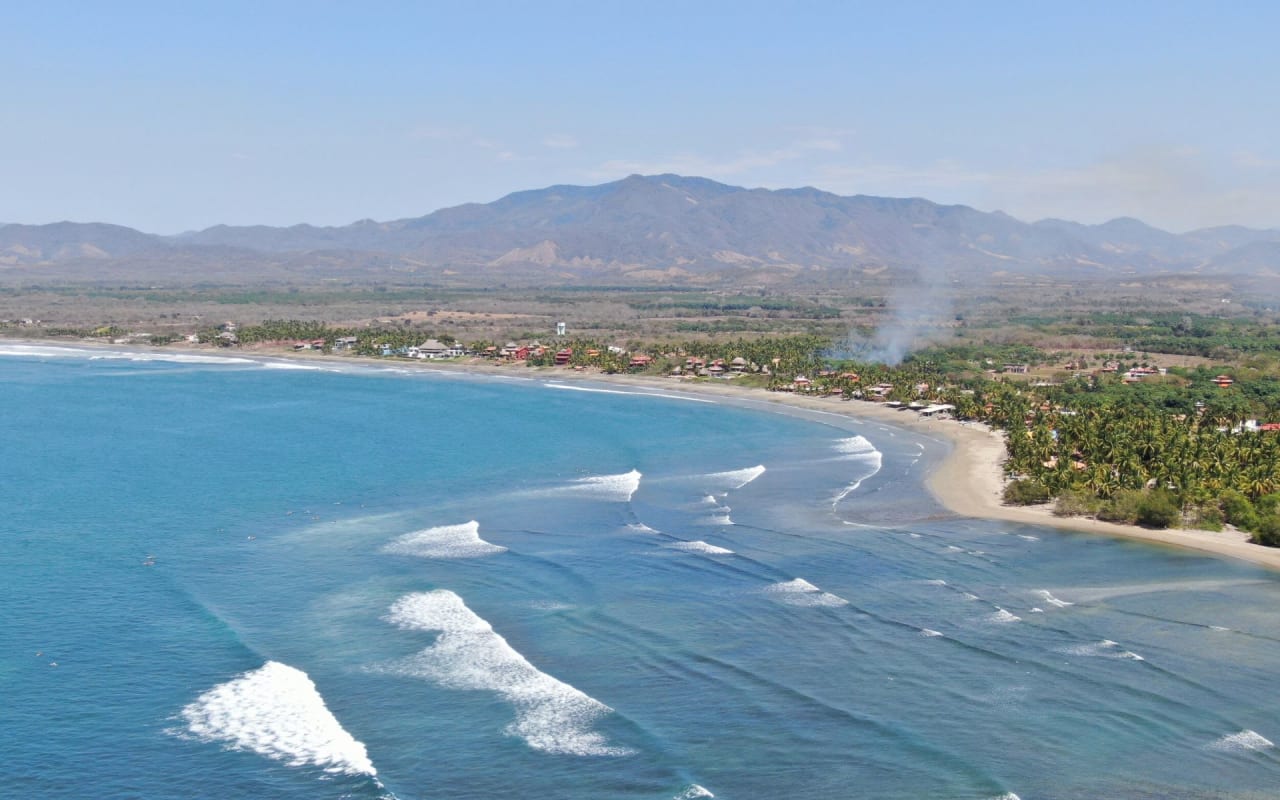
(831, 479), (863, 508)
(382, 591), (632, 756)
(674, 785), (715, 799)
(545, 470), (642, 502)
(180, 661), (376, 776)
(544, 383), (713, 403)
(381, 521), (507, 559)
(704, 465), (766, 489)
(1033, 589), (1074, 608)
(1209, 730), (1274, 752)
(1060, 640), (1144, 660)
(665, 540), (734, 555)
(764, 578), (849, 607)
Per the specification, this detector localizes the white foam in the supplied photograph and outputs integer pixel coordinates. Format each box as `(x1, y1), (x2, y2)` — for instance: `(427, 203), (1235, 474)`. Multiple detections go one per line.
(1209, 730), (1274, 752)
(665, 540), (734, 555)
(946, 545), (965, 552)
(923, 579), (947, 586)
(831, 479), (863, 508)
(1060, 640), (1143, 660)
(764, 578), (849, 607)
(1033, 589), (1074, 608)
(704, 512), (734, 526)
(986, 608), (1021, 624)
(962, 592), (979, 601)
(704, 465), (766, 489)
(544, 383), (713, 403)
(626, 522), (661, 534)
(989, 794), (1021, 800)
(557, 470), (642, 502)
(1016, 534), (1040, 541)
(920, 628), (943, 637)
(674, 785), (715, 799)
(382, 591), (632, 756)
(381, 521), (507, 559)
(260, 361), (325, 370)
(834, 435), (879, 458)
(180, 661), (376, 776)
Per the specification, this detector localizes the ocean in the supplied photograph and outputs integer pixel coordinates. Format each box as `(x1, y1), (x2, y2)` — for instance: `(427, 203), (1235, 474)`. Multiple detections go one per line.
(3, 344), (1279, 800)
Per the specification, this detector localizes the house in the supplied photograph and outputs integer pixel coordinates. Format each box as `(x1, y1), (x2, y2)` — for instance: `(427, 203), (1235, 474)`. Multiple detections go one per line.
(1002, 364), (1029, 374)
(1213, 374), (1235, 388)
(554, 348), (573, 366)
(792, 375), (812, 391)
(513, 346), (530, 361)
(730, 356), (748, 372)
(1260, 423), (1280, 432)
(414, 339), (451, 359)
(919, 404), (956, 417)
(333, 336), (358, 351)
(629, 355), (653, 369)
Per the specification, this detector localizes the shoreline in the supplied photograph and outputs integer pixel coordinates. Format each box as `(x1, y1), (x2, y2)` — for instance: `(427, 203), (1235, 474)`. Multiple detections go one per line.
(8, 336), (1280, 571)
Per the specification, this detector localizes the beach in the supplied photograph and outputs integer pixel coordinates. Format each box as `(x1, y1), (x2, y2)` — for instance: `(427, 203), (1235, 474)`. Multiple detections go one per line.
(12, 337), (1280, 570)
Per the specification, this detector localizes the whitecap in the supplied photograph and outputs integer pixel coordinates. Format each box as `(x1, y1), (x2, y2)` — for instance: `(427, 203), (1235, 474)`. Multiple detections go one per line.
(986, 608), (1021, 624)
(920, 628), (943, 638)
(381, 521), (507, 559)
(1033, 589), (1074, 608)
(626, 522), (661, 534)
(381, 591), (632, 756)
(1060, 640), (1143, 660)
(1016, 534), (1040, 541)
(1209, 730), (1274, 752)
(674, 785), (715, 799)
(555, 470), (642, 502)
(543, 383), (713, 403)
(833, 435), (879, 458)
(923, 579), (947, 586)
(180, 661), (376, 776)
(764, 578), (848, 607)
(703, 465), (766, 489)
(665, 540), (734, 555)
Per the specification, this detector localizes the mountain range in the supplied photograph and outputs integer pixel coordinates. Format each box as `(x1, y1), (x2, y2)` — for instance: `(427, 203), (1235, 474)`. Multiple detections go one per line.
(3, 174), (1279, 285)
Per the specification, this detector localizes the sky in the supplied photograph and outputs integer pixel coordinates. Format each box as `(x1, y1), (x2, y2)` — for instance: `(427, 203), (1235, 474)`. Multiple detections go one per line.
(3, 1), (1278, 234)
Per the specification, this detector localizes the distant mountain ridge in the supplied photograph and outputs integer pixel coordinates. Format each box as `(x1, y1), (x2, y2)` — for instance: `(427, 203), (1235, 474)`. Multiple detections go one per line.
(4, 174), (1280, 284)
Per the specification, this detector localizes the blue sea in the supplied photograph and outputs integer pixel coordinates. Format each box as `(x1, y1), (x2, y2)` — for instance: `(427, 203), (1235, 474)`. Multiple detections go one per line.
(4, 344), (1280, 800)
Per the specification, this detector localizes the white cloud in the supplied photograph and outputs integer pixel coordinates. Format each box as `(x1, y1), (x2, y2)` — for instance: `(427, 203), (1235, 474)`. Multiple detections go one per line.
(543, 134), (580, 149)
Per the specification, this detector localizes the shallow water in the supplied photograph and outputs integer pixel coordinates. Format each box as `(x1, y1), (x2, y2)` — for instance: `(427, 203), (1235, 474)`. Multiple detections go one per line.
(3, 346), (1279, 799)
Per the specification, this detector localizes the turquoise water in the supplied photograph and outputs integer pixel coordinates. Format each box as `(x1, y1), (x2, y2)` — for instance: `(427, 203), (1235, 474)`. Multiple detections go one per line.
(3, 344), (1280, 800)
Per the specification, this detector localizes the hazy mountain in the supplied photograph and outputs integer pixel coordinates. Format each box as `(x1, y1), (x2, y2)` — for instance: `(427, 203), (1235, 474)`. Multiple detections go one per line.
(3, 175), (1279, 284)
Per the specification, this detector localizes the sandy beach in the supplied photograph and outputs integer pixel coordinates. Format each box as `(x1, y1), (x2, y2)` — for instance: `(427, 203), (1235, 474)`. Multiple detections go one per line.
(11, 337), (1280, 571)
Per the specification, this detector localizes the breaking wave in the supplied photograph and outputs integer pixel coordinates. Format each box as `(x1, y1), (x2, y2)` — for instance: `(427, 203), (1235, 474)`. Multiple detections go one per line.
(544, 383), (713, 403)
(550, 470), (643, 502)
(1033, 590), (1074, 608)
(381, 590), (632, 756)
(1209, 730), (1274, 753)
(665, 540), (734, 555)
(703, 465), (766, 489)
(381, 520), (507, 559)
(1060, 640), (1144, 661)
(986, 608), (1021, 624)
(674, 785), (715, 799)
(764, 578), (849, 607)
(179, 661), (376, 776)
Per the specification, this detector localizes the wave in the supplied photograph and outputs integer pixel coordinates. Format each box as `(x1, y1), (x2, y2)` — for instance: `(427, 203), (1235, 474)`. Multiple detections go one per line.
(986, 608), (1021, 624)
(381, 590), (632, 756)
(1209, 730), (1274, 752)
(920, 628), (944, 637)
(0, 343), (262, 366)
(180, 661), (376, 776)
(764, 578), (849, 607)
(626, 522), (661, 534)
(381, 520), (507, 559)
(703, 465), (766, 489)
(674, 785), (715, 799)
(545, 470), (642, 502)
(1060, 640), (1144, 661)
(544, 383), (713, 403)
(1033, 590), (1074, 608)
(833, 435), (880, 459)
(665, 540), (734, 555)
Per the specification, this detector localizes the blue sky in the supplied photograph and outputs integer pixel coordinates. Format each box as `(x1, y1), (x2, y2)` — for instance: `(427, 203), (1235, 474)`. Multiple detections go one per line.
(4, 1), (1278, 233)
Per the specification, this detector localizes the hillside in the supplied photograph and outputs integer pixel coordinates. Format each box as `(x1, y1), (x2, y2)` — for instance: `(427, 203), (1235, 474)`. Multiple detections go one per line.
(3, 175), (1279, 285)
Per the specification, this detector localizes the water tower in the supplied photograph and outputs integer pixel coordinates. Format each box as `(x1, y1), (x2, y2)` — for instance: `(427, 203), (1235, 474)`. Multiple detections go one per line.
(556, 321), (566, 337)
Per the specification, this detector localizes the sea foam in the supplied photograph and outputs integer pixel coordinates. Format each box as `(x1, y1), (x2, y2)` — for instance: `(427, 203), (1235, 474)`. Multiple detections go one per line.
(551, 470), (642, 502)
(381, 520), (507, 559)
(180, 661), (376, 776)
(1033, 589), (1074, 608)
(764, 578), (849, 607)
(665, 540), (734, 555)
(1209, 730), (1274, 752)
(1060, 640), (1144, 660)
(382, 590), (632, 756)
(674, 784), (715, 799)
(704, 465), (766, 489)
(986, 608), (1022, 624)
